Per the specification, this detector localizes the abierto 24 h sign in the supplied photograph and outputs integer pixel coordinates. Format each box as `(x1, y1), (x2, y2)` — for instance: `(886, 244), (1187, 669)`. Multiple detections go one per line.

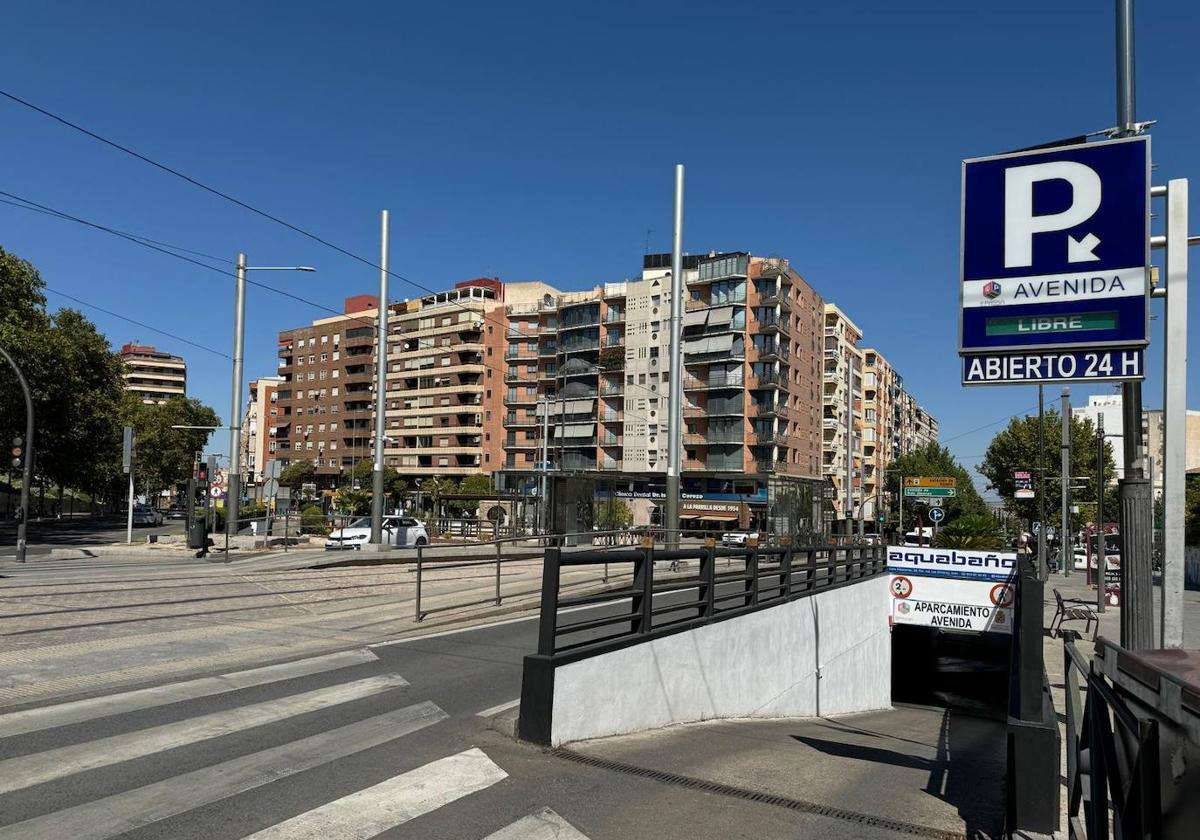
(959, 136), (1150, 385)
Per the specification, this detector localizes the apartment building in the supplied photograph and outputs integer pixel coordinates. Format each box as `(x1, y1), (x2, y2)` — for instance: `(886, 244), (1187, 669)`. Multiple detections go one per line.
(240, 376), (283, 487)
(120, 343), (186, 404)
(822, 305), (864, 525)
(275, 295), (381, 488)
(499, 251), (828, 535)
(860, 348), (901, 523)
(382, 279), (518, 479)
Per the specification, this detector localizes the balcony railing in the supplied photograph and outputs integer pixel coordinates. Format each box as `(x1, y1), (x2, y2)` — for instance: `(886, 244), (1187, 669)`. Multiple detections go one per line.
(599, 459), (623, 471)
(754, 431), (789, 446)
(600, 384), (623, 396)
(560, 339), (600, 354)
(756, 403), (790, 419)
(684, 373), (745, 390)
(750, 371), (782, 388)
(599, 411), (623, 422)
(756, 458), (786, 473)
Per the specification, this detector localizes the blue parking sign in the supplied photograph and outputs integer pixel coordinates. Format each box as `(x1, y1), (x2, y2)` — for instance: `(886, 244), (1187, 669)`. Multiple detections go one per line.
(959, 136), (1150, 385)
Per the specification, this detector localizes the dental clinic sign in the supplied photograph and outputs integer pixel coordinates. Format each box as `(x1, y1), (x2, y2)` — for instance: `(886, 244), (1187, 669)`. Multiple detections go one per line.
(960, 136), (1150, 385)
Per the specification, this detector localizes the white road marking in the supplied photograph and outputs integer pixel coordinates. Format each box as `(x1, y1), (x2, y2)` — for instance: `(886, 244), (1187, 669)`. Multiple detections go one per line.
(0, 702), (447, 840)
(0, 673), (408, 795)
(238, 747), (508, 839)
(0, 648), (378, 738)
(475, 698), (520, 718)
(483, 807), (592, 840)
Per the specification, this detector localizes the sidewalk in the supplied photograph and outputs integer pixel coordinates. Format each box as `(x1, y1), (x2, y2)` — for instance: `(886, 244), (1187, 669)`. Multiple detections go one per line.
(560, 704), (1006, 840)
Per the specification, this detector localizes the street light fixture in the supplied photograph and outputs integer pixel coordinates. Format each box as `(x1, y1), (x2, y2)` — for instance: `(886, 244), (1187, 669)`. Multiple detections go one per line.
(227, 255), (315, 541)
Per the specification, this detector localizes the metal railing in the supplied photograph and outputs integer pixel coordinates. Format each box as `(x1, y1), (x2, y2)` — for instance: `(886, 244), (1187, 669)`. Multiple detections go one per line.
(1064, 635), (1167, 839)
(535, 541), (886, 662)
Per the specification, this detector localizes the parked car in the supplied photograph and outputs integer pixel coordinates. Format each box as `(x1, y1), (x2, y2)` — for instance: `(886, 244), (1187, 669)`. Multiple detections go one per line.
(325, 516), (428, 550)
(721, 530), (760, 548)
(166, 504), (188, 520)
(132, 504), (163, 526)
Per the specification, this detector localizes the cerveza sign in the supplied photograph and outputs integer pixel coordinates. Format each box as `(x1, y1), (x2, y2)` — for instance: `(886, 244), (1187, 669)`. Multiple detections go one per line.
(959, 136), (1149, 385)
(886, 546), (1015, 582)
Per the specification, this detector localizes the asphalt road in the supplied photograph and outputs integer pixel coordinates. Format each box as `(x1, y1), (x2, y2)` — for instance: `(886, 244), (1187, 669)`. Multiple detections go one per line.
(0, 604), (915, 840)
(0, 515), (186, 555)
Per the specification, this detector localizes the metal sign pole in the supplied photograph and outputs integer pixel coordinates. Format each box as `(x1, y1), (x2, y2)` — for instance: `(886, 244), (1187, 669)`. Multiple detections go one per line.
(664, 164), (685, 550)
(370, 210), (390, 545)
(1061, 387), (1071, 577)
(1097, 414), (1106, 615)
(1037, 385), (1047, 580)
(1161, 178), (1188, 647)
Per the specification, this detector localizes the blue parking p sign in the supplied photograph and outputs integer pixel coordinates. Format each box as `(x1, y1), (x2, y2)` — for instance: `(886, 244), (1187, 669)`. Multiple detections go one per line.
(960, 136), (1150, 385)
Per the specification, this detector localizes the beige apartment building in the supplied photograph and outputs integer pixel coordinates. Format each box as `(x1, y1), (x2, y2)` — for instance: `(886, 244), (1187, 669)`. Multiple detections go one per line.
(822, 305), (864, 525)
(240, 376), (283, 487)
(499, 251), (828, 536)
(120, 343), (186, 403)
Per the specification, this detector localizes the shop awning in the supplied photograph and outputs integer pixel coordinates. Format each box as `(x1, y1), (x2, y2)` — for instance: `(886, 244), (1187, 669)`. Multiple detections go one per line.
(683, 310), (708, 329)
(681, 512), (740, 522)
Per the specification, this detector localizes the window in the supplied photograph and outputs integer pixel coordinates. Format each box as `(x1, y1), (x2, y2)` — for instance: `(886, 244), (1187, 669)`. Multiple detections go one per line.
(321, 335), (328, 344)
(331, 387), (338, 396)
(320, 353), (328, 362)
(332, 370), (339, 379)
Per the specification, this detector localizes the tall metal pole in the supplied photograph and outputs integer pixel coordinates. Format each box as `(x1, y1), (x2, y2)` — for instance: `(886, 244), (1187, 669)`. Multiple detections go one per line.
(1161, 178), (1188, 647)
(0, 346), (34, 564)
(665, 164), (685, 548)
(898, 476), (904, 545)
(1097, 413), (1106, 615)
(1037, 386), (1046, 580)
(227, 253), (247, 542)
(845, 357), (853, 536)
(370, 210), (390, 544)
(539, 397), (550, 534)
(1113, 0), (1154, 647)
(1061, 387), (1071, 578)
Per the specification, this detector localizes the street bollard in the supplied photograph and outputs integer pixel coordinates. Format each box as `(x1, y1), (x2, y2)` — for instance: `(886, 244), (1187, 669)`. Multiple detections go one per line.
(414, 543), (424, 622)
(494, 539), (502, 606)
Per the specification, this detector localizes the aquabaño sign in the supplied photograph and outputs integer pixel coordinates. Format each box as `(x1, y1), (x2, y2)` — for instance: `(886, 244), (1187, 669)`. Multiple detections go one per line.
(959, 136), (1150, 386)
(888, 545), (1017, 635)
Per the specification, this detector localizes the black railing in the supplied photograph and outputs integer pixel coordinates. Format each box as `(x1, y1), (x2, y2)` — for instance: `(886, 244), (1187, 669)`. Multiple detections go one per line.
(1064, 635), (1180, 839)
(535, 542), (886, 662)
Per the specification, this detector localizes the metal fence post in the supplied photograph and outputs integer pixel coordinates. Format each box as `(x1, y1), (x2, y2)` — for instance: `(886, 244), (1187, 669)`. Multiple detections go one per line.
(494, 539), (503, 606)
(703, 541), (716, 620)
(537, 547), (562, 656)
(414, 543), (424, 622)
(748, 545), (759, 607)
(782, 541), (794, 600)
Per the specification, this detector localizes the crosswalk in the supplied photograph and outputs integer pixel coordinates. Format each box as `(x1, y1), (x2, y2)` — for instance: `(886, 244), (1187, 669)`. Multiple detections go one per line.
(0, 647), (594, 839)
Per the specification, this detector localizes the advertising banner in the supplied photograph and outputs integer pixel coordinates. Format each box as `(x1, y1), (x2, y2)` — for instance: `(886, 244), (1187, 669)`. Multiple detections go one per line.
(887, 545), (1018, 635)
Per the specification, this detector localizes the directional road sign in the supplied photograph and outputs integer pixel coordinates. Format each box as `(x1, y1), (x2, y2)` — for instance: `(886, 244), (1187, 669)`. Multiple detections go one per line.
(903, 486), (956, 498)
(263, 478), (280, 498)
(928, 507), (946, 523)
(904, 477), (957, 489)
(960, 136), (1150, 385)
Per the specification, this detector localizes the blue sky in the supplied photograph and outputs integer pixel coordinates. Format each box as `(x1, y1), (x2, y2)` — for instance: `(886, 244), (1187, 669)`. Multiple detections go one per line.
(1, 0), (1196, 489)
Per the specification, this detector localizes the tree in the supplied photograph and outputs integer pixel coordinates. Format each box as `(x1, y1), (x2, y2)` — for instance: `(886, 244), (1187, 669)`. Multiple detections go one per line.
(884, 442), (988, 528)
(120, 394), (220, 497)
(595, 497), (633, 531)
(458, 474), (494, 496)
(978, 411), (1116, 533)
(279, 459), (316, 491)
(1185, 474), (1200, 547)
(932, 513), (1004, 550)
(331, 487), (371, 516)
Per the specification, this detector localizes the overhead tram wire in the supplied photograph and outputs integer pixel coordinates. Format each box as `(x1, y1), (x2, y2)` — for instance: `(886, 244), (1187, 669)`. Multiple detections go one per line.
(42, 286), (231, 360)
(939, 404), (1040, 445)
(0, 88), (682, 404)
(0, 188), (670, 424)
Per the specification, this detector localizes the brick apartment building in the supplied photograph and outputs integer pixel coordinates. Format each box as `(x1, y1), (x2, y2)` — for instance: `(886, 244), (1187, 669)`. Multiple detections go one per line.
(120, 343), (187, 404)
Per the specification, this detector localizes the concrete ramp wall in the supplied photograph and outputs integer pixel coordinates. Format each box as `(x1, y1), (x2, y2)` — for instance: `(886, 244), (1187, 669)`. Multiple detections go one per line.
(547, 575), (891, 746)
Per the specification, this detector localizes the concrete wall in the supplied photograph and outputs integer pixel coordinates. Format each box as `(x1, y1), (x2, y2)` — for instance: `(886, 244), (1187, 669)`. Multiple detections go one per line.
(549, 575), (891, 745)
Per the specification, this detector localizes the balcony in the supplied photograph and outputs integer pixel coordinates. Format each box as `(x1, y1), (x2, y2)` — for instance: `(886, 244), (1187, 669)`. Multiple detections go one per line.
(756, 403), (790, 419)
(559, 338), (600, 354)
(560, 454), (596, 471)
(600, 383), (623, 397)
(750, 371), (782, 389)
(754, 431), (788, 446)
(685, 431), (744, 446)
(599, 459), (623, 471)
(683, 406), (706, 419)
(756, 458), (786, 473)
(538, 343), (558, 357)
(683, 372), (745, 390)
(755, 342), (790, 362)
(755, 312), (788, 334)
(599, 411), (623, 422)
(823, 417), (840, 429)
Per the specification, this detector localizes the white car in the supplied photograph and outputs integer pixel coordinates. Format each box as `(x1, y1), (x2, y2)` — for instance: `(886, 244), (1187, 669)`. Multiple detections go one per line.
(721, 530), (759, 548)
(131, 504), (163, 526)
(325, 516), (428, 550)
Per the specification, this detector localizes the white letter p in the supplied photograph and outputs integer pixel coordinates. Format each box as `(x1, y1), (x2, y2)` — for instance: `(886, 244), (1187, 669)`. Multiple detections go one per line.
(1004, 161), (1101, 268)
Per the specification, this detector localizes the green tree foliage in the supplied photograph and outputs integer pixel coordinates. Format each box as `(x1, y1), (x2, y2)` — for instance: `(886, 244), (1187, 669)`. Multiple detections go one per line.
(978, 411), (1116, 531)
(1186, 474), (1199, 546)
(0, 246), (158, 501)
(932, 513), (1004, 550)
(300, 504), (327, 534)
(332, 487), (371, 515)
(120, 394), (220, 496)
(279, 459), (316, 491)
(595, 497), (633, 530)
(457, 474), (494, 496)
(884, 442), (988, 526)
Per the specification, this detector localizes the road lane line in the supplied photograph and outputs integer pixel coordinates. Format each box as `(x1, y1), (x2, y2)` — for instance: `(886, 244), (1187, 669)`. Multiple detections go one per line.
(0, 648), (379, 738)
(483, 808), (591, 839)
(0, 673), (408, 795)
(475, 698), (520, 718)
(0, 702), (448, 840)
(237, 747), (507, 840)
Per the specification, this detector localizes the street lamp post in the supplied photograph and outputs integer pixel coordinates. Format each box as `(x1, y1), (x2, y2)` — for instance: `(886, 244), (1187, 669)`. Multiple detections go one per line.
(227, 257), (314, 542)
(0, 345), (34, 564)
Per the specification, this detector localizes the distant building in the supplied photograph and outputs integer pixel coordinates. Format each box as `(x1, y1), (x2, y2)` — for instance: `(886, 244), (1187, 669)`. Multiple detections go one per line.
(120, 343), (186, 404)
(1074, 393), (1200, 496)
(241, 376), (284, 487)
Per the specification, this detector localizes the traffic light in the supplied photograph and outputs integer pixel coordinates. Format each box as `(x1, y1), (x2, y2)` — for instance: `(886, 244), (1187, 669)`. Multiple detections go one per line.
(11, 436), (22, 470)
(197, 460), (209, 483)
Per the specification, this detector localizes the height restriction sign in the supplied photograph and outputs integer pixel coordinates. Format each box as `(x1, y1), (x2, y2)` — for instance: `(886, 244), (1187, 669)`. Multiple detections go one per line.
(959, 136), (1150, 385)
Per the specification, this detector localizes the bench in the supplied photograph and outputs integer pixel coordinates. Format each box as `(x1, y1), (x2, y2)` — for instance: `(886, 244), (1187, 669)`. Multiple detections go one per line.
(1051, 588), (1098, 639)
